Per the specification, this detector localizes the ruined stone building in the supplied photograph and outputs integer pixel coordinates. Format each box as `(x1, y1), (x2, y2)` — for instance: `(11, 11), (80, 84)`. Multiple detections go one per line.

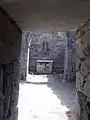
(28, 32), (76, 78)
(0, 0), (90, 120)
(29, 32), (66, 74)
(20, 31), (76, 81)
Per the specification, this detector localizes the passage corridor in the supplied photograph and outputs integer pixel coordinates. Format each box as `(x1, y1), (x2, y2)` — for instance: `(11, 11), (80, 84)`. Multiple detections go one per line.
(18, 75), (77, 120)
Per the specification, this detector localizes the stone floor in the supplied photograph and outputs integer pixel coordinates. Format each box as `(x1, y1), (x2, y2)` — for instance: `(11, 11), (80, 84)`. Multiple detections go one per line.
(18, 74), (78, 120)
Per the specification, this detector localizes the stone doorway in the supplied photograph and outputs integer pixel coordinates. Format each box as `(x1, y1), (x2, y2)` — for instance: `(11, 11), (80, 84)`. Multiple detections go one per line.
(20, 31), (76, 82)
(19, 31), (77, 120)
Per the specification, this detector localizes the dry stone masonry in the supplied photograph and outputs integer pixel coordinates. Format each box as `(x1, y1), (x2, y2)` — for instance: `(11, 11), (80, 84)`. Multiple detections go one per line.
(20, 32), (29, 80)
(76, 19), (90, 120)
(2, 60), (20, 120)
(66, 31), (76, 81)
(0, 7), (22, 120)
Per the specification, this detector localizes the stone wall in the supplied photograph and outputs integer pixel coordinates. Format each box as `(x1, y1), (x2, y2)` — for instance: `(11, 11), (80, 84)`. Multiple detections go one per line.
(76, 19), (90, 120)
(0, 7), (22, 64)
(0, 7), (22, 120)
(20, 32), (29, 80)
(66, 31), (76, 81)
(20, 32), (34, 80)
(2, 60), (20, 120)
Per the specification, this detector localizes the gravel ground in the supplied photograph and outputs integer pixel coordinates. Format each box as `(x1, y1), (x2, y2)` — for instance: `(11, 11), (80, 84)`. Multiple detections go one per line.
(18, 75), (78, 120)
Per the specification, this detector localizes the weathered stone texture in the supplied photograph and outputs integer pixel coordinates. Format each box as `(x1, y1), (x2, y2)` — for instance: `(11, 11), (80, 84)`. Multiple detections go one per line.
(2, 61), (20, 120)
(0, 60), (20, 120)
(0, 8), (22, 120)
(76, 19), (90, 120)
(66, 31), (76, 81)
(20, 32), (32, 80)
(0, 66), (4, 119)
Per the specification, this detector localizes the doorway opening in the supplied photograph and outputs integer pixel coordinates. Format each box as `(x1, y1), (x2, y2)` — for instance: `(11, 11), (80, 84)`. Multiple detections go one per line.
(19, 31), (77, 120)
